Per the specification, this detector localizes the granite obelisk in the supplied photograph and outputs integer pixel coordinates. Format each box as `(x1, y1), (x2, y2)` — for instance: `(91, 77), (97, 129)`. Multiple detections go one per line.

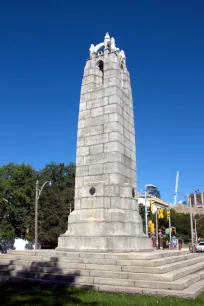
(57, 33), (151, 251)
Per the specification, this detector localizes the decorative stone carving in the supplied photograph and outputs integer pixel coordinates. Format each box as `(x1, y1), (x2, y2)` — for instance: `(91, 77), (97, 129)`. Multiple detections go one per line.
(104, 32), (111, 49)
(89, 33), (120, 59)
(111, 37), (119, 52)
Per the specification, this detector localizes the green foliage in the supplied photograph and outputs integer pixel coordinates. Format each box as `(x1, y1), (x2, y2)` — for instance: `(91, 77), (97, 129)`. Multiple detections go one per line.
(138, 203), (145, 220)
(138, 204), (193, 242)
(170, 209), (191, 241)
(0, 219), (15, 240)
(37, 162), (75, 244)
(1, 281), (204, 305)
(178, 233), (191, 243)
(0, 162), (75, 245)
(195, 215), (204, 239)
(0, 163), (37, 239)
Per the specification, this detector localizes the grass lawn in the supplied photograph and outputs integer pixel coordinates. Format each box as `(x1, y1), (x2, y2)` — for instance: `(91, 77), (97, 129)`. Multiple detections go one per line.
(1, 281), (204, 306)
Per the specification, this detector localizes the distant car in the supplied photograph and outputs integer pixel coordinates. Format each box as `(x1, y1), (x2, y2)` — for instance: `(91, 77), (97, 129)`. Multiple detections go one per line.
(196, 242), (204, 252)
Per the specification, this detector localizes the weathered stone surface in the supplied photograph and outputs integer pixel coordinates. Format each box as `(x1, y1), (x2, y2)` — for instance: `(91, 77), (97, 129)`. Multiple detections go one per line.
(57, 34), (151, 252)
(4, 249), (204, 299)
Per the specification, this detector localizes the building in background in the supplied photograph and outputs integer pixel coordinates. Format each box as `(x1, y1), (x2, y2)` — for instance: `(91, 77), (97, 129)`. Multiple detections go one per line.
(189, 191), (204, 207)
(172, 203), (204, 216)
(146, 184), (161, 199)
(138, 195), (169, 210)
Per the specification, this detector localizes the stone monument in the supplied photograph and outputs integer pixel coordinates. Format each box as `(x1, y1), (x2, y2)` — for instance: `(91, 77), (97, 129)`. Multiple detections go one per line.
(57, 33), (151, 252)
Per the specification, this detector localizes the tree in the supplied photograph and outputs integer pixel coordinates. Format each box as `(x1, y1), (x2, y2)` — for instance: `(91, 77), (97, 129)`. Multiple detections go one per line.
(170, 209), (191, 240)
(0, 162), (76, 245)
(30, 162), (76, 244)
(0, 219), (15, 240)
(0, 163), (37, 240)
(195, 215), (204, 239)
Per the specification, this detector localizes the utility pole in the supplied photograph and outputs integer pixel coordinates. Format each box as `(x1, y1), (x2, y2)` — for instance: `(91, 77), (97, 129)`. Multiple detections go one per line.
(168, 203), (172, 246)
(35, 180), (39, 251)
(35, 180), (52, 250)
(144, 186), (148, 236)
(187, 194), (194, 252)
(156, 210), (159, 249)
(195, 219), (197, 245)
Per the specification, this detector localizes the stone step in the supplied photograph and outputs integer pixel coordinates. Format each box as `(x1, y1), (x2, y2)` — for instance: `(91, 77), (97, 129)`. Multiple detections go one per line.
(0, 254), (202, 279)
(8, 265), (91, 276)
(7, 249), (190, 261)
(6, 262), (122, 272)
(0, 257), (118, 266)
(103, 250), (190, 260)
(4, 269), (204, 298)
(117, 253), (197, 267)
(2, 249), (204, 299)
(128, 261), (204, 282)
(10, 270), (92, 284)
(26, 253), (200, 267)
(6, 259), (203, 284)
(92, 270), (204, 290)
(0, 251), (195, 269)
(133, 270), (204, 290)
(122, 256), (204, 274)
(97, 279), (204, 299)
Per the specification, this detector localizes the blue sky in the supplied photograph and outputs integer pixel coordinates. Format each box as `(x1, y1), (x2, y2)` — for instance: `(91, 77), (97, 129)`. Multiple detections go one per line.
(0, 1), (204, 202)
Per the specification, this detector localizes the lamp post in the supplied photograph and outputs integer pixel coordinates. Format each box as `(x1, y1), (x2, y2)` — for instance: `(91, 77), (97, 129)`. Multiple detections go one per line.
(1, 195), (12, 219)
(155, 209), (159, 249)
(144, 186), (148, 236)
(35, 180), (52, 250)
(168, 203), (172, 246)
(2, 195), (12, 203)
(186, 194), (195, 252)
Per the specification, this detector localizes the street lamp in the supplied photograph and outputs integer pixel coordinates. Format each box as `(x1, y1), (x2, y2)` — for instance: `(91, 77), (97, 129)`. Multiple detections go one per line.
(35, 180), (52, 250)
(1, 195), (12, 219)
(168, 203), (172, 246)
(2, 195), (12, 203)
(187, 194), (195, 252)
(144, 185), (148, 236)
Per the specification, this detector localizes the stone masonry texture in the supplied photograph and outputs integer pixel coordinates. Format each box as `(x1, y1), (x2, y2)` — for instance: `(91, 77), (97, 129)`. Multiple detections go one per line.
(57, 34), (151, 252)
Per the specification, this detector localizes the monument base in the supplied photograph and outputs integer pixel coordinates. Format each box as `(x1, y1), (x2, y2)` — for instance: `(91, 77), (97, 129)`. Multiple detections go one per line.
(56, 235), (152, 252)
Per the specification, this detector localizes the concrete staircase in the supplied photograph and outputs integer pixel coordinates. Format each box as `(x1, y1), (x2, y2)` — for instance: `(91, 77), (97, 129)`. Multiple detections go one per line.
(0, 249), (204, 299)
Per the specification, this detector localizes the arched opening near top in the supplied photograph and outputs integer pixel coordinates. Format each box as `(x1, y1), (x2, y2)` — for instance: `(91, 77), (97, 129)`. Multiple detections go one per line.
(97, 60), (104, 74)
(96, 60), (104, 85)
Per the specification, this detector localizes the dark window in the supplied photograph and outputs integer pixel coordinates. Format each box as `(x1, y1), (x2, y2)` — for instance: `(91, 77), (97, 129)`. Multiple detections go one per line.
(96, 60), (104, 85)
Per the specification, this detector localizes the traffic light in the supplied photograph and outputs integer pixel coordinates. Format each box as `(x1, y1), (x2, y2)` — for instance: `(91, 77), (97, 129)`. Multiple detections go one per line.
(171, 227), (176, 235)
(150, 222), (155, 233)
(158, 208), (164, 219)
(167, 211), (170, 220)
(148, 220), (155, 233)
(149, 201), (154, 213)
